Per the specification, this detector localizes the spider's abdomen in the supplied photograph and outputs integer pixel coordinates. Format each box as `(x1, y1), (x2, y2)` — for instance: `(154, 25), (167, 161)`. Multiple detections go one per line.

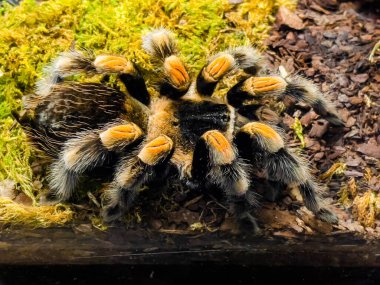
(34, 83), (126, 133)
(24, 82), (149, 157)
(177, 100), (232, 142)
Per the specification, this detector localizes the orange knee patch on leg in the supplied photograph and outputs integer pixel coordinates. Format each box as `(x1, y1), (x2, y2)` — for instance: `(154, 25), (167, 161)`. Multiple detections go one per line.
(240, 122), (284, 152)
(202, 130), (235, 164)
(100, 123), (143, 149)
(243, 76), (287, 94)
(138, 135), (173, 165)
(164, 56), (190, 90)
(94, 55), (136, 74)
(203, 54), (235, 82)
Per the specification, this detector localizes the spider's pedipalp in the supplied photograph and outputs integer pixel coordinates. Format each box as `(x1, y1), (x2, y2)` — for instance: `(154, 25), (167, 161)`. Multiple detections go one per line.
(284, 75), (344, 126)
(143, 29), (190, 98)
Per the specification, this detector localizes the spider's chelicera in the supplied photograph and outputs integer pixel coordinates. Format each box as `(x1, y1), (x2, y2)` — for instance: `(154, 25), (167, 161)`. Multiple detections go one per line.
(15, 29), (343, 230)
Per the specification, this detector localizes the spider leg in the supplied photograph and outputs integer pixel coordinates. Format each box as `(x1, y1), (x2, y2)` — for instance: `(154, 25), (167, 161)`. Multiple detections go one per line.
(236, 104), (282, 125)
(227, 76), (287, 108)
(102, 135), (174, 222)
(35, 49), (150, 106)
(94, 55), (150, 105)
(196, 53), (236, 96)
(228, 75), (343, 126)
(235, 122), (338, 224)
(196, 46), (265, 97)
(284, 75), (344, 126)
(142, 29), (191, 99)
(48, 121), (144, 201)
(35, 49), (97, 98)
(191, 130), (260, 231)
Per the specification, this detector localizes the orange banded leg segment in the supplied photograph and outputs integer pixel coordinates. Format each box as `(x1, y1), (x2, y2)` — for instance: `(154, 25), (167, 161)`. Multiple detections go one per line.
(94, 55), (136, 75)
(94, 55), (150, 105)
(238, 122), (284, 153)
(138, 135), (174, 165)
(191, 130), (249, 197)
(203, 54), (235, 83)
(202, 130), (236, 165)
(100, 123), (143, 151)
(197, 53), (236, 96)
(242, 77), (287, 95)
(164, 55), (190, 91)
(48, 122), (142, 202)
(227, 76), (287, 108)
(142, 29), (190, 99)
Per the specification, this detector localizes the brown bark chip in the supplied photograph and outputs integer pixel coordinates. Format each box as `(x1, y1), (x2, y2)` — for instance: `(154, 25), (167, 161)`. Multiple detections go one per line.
(277, 6), (305, 30)
(265, 0), (380, 237)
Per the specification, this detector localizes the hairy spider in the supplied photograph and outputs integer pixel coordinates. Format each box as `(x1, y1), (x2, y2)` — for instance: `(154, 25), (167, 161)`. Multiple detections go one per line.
(16, 29), (343, 229)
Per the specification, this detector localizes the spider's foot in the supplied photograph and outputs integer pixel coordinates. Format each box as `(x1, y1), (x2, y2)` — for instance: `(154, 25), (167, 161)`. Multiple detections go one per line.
(100, 123), (143, 150)
(138, 135), (174, 166)
(39, 193), (62, 205)
(238, 211), (262, 235)
(101, 203), (125, 224)
(316, 208), (339, 224)
(94, 55), (136, 74)
(184, 178), (200, 190)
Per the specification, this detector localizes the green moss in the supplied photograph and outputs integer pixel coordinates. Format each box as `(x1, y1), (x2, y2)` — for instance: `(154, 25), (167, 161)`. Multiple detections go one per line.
(0, 0), (296, 226)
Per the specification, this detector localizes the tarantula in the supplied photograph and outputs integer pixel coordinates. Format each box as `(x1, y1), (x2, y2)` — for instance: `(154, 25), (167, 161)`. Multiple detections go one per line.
(16, 29), (343, 229)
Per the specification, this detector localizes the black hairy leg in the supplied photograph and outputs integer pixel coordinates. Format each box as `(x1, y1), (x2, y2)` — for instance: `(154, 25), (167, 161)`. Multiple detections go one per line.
(102, 135), (174, 223)
(143, 28), (191, 99)
(235, 122), (338, 224)
(190, 130), (261, 230)
(228, 75), (344, 127)
(47, 121), (144, 202)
